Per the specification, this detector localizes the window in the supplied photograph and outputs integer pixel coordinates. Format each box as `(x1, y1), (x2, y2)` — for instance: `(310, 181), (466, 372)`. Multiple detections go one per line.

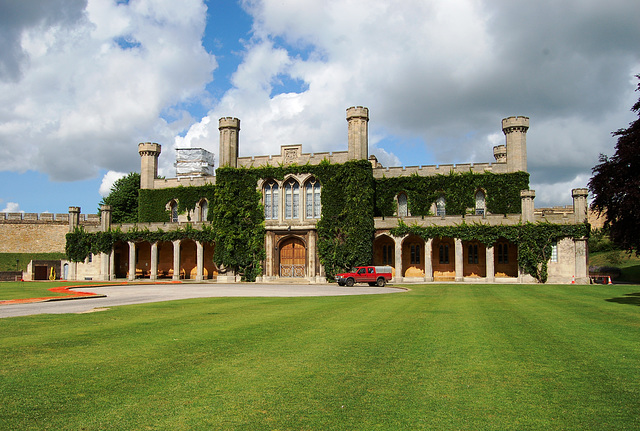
(305, 178), (322, 218)
(264, 181), (279, 220)
(284, 179), (300, 219)
(475, 190), (485, 216)
(398, 193), (408, 217)
(368, 267), (374, 274)
(497, 243), (509, 264)
(439, 244), (450, 264)
(199, 199), (208, 221)
(551, 241), (558, 262)
(87, 253), (92, 263)
(170, 201), (178, 223)
(468, 244), (479, 264)
(436, 196), (446, 217)
(410, 244), (421, 264)
(382, 244), (393, 265)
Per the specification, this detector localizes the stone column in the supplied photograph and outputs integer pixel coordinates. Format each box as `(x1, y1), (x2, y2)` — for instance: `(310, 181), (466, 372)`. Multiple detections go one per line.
(502, 116), (529, 173)
(68, 206), (81, 232)
(486, 246), (495, 283)
(346, 106), (369, 161)
(128, 241), (136, 281)
(109, 250), (116, 280)
(520, 190), (535, 223)
(572, 188), (589, 224)
(454, 238), (463, 281)
(424, 239), (433, 282)
(196, 241), (204, 282)
(100, 205), (112, 232)
(308, 231), (317, 282)
(150, 242), (158, 281)
(100, 252), (109, 281)
(172, 240), (181, 281)
(69, 261), (77, 281)
(575, 239), (588, 283)
(219, 117), (240, 168)
(265, 232), (274, 278)
(394, 236), (404, 283)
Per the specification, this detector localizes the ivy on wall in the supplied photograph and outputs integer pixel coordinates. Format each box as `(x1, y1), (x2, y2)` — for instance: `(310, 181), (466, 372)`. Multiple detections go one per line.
(374, 171), (530, 217)
(390, 221), (590, 283)
(138, 184), (216, 222)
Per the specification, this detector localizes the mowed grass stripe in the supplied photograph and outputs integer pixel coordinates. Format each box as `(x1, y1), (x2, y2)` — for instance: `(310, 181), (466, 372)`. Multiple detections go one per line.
(0, 285), (638, 430)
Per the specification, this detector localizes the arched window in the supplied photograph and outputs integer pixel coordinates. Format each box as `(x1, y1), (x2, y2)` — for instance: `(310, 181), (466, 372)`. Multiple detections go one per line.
(305, 178), (321, 219)
(497, 243), (509, 264)
(475, 190), (486, 216)
(439, 244), (450, 264)
(436, 196), (446, 217)
(468, 244), (479, 264)
(410, 243), (421, 264)
(264, 181), (279, 220)
(170, 200), (178, 223)
(198, 199), (209, 222)
(397, 193), (408, 217)
(284, 179), (300, 219)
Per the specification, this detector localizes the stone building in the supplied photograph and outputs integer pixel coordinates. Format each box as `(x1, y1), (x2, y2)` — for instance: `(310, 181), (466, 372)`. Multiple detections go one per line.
(66, 106), (590, 284)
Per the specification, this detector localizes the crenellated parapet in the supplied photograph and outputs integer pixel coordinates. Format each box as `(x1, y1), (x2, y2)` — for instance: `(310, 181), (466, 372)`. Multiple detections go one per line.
(502, 116), (529, 173)
(138, 142), (161, 189)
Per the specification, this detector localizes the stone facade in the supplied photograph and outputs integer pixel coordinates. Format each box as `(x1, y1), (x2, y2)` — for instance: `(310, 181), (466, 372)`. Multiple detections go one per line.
(67, 106), (589, 284)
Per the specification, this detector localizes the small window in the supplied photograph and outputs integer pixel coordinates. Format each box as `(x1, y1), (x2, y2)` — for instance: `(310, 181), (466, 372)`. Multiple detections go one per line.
(382, 244), (393, 265)
(305, 178), (321, 219)
(398, 193), (408, 217)
(551, 241), (558, 262)
(87, 253), (93, 263)
(368, 268), (374, 274)
(497, 243), (509, 264)
(475, 190), (485, 216)
(358, 268), (366, 275)
(200, 200), (208, 221)
(170, 201), (178, 223)
(436, 196), (446, 217)
(284, 179), (300, 219)
(439, 244), (450, 264)
(410, 244), (421, 264)
(468, 244), (479, 264)
(264, 181), (279, 220)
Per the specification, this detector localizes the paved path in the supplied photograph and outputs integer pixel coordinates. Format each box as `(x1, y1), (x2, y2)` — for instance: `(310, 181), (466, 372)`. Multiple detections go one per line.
(0, 283), (405, 318)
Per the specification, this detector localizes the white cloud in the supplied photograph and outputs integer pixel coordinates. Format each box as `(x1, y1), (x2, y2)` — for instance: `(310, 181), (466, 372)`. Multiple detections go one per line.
(1, 202), (22, 213)
(0, 0), (216, 182)
(99, 171), (128, 197)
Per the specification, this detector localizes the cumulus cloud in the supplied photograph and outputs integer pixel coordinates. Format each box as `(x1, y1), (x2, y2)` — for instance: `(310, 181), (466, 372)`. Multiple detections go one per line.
(1, 202), (22, 213)
(99, 170), (128, 197)
(180, 0), (639, 206)
(0, 0), (216, 181)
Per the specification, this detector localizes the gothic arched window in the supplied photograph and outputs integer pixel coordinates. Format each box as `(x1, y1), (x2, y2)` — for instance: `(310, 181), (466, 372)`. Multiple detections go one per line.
(169, 200), (179, 223)
(397, 193), (408, 217)
(284, 179), (300, 219)
(475, 190), (486, 216)
(436, 196), (446, 217)
(264, 181), (279, 220)
(305, 178), (322, 219)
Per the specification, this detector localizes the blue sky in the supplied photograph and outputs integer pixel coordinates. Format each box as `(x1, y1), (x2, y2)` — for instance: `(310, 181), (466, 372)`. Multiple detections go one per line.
(0, 0), (639, 215)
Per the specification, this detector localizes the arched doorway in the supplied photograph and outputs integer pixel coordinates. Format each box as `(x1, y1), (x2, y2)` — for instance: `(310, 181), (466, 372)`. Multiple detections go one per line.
(279, 237), (306, 277)
(402, 235), (425, 277)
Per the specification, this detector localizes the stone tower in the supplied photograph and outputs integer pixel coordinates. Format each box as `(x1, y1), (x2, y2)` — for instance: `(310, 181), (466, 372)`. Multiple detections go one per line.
(138, 142), (161, 189)
(347, 106), (369, 161)
(502, 116), (529, 173)
(218, 117), (240, 168)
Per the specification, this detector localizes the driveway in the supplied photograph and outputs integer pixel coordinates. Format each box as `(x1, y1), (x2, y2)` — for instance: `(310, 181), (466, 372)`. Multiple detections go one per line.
(0, 283), (405, 318)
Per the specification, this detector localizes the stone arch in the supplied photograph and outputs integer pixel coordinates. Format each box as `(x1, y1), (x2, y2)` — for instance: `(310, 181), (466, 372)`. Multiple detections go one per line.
(113, 241), (129, 279)
(373, 234), (396, 277)
(166, 199), (179, 223)
(195, 198), (209, 222)
(432, 237), (455, 281)
(136, 242), (152, 278)
(494, 238), (518, 278)
(463, 240), (486, 277)
(401, 234), (425, 277)
(180, 239), (197, 279)
(278, 235), (306, 277)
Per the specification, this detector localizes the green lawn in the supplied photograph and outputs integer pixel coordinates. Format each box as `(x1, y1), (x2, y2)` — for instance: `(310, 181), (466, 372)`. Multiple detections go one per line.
(1, 284), (638, 430)
(0, 281), (104, 301)
(0, 253), (65, 272)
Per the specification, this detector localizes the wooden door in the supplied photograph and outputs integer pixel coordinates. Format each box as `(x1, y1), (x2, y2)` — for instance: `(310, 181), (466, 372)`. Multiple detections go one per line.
(280, 238), (306, 277)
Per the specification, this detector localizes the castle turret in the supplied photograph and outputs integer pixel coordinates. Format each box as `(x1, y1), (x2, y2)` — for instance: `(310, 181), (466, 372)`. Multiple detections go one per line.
(219, 117), (240, 168)
(502, 116), (529, 172)
(520, 189), (535, 222)
(68, 206), (80, 232)
(138, 142), (161, 189)
(572, 188), (589, 223)
(347, 106), (369, 161)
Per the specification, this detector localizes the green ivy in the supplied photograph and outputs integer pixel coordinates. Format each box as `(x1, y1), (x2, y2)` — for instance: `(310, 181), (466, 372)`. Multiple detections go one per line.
(390, 220), (590, 283)
(375, 171), (529, 216)
(138, 184), (216, 222)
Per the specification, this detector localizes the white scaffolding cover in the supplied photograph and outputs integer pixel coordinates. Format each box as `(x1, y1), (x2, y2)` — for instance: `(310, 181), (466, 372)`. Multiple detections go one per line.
(175, 148), (215, 177)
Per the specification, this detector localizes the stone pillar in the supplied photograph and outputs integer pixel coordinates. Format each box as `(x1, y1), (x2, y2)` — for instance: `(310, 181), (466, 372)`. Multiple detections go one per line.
(502, 116), (529, 173)
(128, 241), (136, 281)
(109, 250), (116, 280)
(100, 205), (112, 232)
(486, 246), (495, 283)
(424, 239), (433, 282)
(196, 241), (204, 281)
(346, 106), (369, 161)
(69, 261), (77, 281)
(394, 236), (403, 283)
(454, 238), (463, 281)
(572, 188), (589, 224)
(265, 232), (274, 278)
(172, 240), (181, 281)
(308, 231), (317, 282)
(520, 190), (535, 223)
(219, 117), (240, 168)
(575, 239), (588, 283)
(150, 242), (158, 281)
(138, 142), (161, 189)
(100, 251), (109, 281)
(68, 206), (81, 232)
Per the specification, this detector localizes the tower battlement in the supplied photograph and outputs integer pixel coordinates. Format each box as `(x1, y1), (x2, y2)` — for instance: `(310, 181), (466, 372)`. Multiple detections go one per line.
(502, 116), (529, 132)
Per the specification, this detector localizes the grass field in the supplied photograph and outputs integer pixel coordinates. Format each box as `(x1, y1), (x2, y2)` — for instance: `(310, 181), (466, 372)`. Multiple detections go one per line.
(0, 253), (65, 272)
(0, 281), (107, 301)
(1, 284), (638, 430)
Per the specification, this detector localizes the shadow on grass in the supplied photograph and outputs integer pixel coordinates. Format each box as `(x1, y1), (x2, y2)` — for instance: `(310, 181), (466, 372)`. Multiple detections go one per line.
(606, 292), (640, 306)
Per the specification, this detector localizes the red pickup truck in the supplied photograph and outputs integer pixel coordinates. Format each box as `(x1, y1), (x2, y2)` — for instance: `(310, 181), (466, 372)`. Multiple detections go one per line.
(335, 266), (393, 287)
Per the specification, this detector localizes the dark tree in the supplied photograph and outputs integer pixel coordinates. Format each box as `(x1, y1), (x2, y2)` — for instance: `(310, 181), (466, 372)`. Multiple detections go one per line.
(589, 75), (640, 255)
(99, 172), (140, 223)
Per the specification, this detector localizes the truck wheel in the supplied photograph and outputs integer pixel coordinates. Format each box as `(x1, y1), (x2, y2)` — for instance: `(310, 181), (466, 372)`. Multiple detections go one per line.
(337, 281), (345, 286)
(376, 277), (386, 287)
(345, 278), (355, 287)
(368, 282), (376, 286)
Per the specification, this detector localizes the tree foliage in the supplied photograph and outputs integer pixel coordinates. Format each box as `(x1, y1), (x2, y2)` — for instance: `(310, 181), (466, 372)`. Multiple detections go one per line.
(99, 172), (140, 223)
(589, 75), (640, 255)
